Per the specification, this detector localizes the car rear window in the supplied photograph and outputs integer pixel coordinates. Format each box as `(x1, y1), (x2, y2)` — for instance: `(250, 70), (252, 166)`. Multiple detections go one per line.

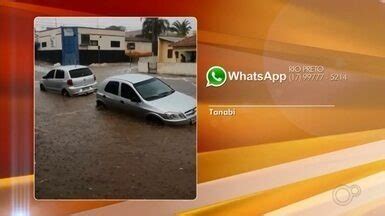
(69, 68), (93, 78)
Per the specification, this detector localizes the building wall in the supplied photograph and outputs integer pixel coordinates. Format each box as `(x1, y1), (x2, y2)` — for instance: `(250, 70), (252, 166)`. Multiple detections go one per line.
(79, 50), (127, 65)
(138, 56), (157, 73)
(36, 27), (126, 51)
(173, 47), (196, 63)
(125, 41), (152, 54)
(78, 28), (125, 51)
(157, 63), (196, 76)
(36, 50), (62, 63)
(36, 28), (62, 51)
(36, 27), (127, 64)
(157, 39), (177, 63)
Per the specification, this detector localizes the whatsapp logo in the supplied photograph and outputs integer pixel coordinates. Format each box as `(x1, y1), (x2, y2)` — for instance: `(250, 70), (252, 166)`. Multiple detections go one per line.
(206, 66), (227, 87)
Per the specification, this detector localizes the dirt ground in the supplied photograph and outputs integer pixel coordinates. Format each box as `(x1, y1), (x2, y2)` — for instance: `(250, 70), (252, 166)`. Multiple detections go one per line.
(34, 62), (196, 199)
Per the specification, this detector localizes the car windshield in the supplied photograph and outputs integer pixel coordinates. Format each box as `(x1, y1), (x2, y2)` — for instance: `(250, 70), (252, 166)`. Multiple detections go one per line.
(134, 78), (175, 101)
(69, 68), (93, 78)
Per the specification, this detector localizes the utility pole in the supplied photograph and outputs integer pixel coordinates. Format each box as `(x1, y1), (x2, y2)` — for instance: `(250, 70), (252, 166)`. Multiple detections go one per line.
(152, 18), (158, 56)
(97, 18), (100, 63)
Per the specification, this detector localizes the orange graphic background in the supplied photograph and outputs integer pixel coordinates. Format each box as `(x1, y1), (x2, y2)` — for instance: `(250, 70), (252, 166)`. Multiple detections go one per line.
(1, 0), (384, 215)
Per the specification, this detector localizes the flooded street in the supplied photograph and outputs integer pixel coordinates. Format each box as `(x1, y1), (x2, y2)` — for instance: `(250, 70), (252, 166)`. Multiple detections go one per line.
(35, 63), (196, 199)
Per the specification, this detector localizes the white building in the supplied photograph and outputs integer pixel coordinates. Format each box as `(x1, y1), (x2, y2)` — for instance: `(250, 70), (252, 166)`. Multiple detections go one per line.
(35, 27), (126, 65)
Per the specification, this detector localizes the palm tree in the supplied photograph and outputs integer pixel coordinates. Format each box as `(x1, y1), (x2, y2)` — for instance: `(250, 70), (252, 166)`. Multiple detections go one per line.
(141, 18), (170, 55)
(170, 20), (192, 37)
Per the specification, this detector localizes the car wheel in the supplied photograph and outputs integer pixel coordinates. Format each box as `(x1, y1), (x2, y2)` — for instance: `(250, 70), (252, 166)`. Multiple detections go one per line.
(146, 115), (164, 125)
(40, 84), (46, 91)
(96, 100), (107, 110)
(62, 89), (70, 97)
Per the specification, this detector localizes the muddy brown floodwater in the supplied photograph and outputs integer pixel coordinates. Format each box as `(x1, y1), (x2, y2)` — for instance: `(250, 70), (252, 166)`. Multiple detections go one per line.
(35, 63), (196, 199)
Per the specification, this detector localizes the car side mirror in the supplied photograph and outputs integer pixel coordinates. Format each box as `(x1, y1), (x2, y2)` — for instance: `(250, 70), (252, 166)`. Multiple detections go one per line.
(42, 75), (47, 79)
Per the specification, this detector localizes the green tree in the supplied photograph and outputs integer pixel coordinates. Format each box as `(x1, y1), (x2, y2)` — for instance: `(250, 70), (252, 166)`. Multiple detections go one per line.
(169, 20), (192, 37)
(141, 18), (170, 55)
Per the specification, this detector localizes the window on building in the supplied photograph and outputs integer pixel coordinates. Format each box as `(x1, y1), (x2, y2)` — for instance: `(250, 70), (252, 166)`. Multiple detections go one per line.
(127, 42), (135, 50)
(167, 49), (173, 58)
(41, 42), (47, 48)
(81, 34), (90, 45)
(111, 41), (120, 48)
(90, 40), (98, 46)
(55, 70), (65, 79)
(175, 51), (179, 59)
(121, 83), (139, 101)
(104, 81), (119, 95)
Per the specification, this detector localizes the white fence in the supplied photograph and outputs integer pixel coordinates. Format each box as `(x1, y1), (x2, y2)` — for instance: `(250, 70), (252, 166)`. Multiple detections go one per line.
(138, 56), (157, 73)
(157, 63), (196, 76)
(138, 57), (196, 76)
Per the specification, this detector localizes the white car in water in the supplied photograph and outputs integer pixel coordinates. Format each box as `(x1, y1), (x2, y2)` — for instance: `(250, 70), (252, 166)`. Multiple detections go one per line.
(96, 74), (196, 125)
(40, 65), (97, 96)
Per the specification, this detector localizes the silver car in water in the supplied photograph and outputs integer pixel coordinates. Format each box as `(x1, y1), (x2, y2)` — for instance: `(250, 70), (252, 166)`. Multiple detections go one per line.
(40, 65), (97, 96)
(96, 74), (196, 125)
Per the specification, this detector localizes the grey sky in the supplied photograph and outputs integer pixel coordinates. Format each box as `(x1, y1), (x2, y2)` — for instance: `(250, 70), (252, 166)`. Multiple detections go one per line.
(34, 17), (196, 32)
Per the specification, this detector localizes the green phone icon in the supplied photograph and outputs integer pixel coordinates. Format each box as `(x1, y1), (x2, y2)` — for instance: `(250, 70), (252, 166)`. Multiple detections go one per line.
(206, 66), (227, 87)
